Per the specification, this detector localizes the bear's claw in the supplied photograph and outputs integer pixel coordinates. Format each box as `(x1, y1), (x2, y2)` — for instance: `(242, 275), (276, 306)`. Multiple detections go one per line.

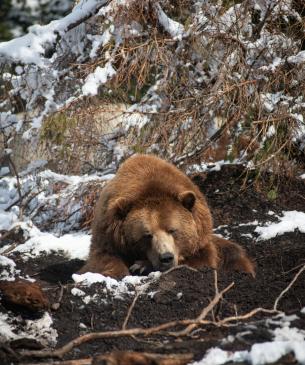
(129, 261), (152, 276)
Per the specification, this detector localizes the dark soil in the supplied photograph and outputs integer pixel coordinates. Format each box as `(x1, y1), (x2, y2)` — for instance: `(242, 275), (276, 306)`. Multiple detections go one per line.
(2, 165), (305, 364)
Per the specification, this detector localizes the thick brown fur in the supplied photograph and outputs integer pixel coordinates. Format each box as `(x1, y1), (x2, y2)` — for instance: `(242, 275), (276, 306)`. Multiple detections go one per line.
(0, 279), (49, 311)
(80, 155), (255, 279)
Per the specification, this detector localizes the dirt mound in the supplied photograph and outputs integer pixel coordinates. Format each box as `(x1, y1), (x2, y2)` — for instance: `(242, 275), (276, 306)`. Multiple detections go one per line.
(1, 165), (305, 364)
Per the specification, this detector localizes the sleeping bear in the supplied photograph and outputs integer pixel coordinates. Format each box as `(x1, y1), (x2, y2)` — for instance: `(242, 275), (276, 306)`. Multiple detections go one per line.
(80, 154), (254, 278)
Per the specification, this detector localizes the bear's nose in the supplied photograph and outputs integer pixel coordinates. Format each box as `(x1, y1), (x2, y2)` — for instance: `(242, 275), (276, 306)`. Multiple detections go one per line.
(159, 252), (174, 264)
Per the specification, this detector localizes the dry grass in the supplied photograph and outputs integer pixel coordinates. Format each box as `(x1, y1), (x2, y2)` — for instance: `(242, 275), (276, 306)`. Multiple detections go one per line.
(1, 0), (305, 183)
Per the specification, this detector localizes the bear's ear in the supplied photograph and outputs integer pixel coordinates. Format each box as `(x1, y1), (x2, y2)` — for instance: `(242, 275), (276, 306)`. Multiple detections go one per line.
(109, 197), (132, 219)
(178, 191), (196, 211)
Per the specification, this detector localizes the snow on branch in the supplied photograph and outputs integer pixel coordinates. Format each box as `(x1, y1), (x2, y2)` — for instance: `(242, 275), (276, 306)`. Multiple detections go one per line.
(154, 3), (184, 39)
(0, 0), (110, 65)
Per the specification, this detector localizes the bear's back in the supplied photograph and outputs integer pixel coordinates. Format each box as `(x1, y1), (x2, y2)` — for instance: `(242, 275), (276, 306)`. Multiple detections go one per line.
(110, 154), (199, 201)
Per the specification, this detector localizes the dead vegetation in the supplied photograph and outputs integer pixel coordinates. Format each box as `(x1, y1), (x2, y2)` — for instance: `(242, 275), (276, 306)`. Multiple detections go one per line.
(1, 0), (305, 182)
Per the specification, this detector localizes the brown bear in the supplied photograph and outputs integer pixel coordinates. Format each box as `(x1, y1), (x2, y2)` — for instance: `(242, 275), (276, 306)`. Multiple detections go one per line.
(80, 154), (254, 279)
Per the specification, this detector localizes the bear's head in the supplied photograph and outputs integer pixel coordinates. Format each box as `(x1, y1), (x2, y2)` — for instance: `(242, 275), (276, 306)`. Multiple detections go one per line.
(109, 191), (201, 272)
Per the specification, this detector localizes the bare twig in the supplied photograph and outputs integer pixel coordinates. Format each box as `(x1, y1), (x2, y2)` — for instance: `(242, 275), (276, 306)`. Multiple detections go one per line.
(51, 284), (65, 311)
(4, 190), (32, 212)
(122, 289), (140, 330)
(219, 307), (281, 325)
(7, 155), (23, 218)
(274, 263), (305, 311)
(170, 281), (234, 337)
(214, 270), (219, 296)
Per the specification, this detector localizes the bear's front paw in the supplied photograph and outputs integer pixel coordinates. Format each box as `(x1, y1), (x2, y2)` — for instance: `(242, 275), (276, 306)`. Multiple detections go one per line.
(129, 260), (153, 276)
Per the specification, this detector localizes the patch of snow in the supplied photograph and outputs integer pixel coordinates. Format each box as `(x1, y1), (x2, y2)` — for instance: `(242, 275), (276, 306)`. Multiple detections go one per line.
(82, 62), (116, 96)
(192, 340), (305, 365)
(83, 295), (92, 304)
(12, 226), (91, 260)
(72, 271), (161, 298)
(39, 169), (113, 185)
(191, 347), (247, 365)
(0, 314), (19, 341)
(88, 26), (113, 58)
(71, 288), (86, 297)
(154, 3), (184, 39)
(0, 312), (57, 347)
(288, 51), (305, 65)
(187, 160), (241, 174)
(255, 211), (305, 240)
(0, 211), (18, 231)
(250, 341), (305, 365)
(260, 92), (283, 113)
(20, 160), (48, 177)
(0, 0), (109, 65)
(239, 220), (259, 227)
(274, 326), (305, 342)
(123, 110), (150, 129)
(0, 167), (10, 176)
(25, 312), (58, 347)
(240, 233), (253, 239)
(0, 256), (19, 281)
(266, 125), (276, 138)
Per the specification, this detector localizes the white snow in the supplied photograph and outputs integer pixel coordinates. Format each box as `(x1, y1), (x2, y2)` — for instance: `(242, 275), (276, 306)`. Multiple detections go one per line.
(82, 62), (116, 96)
(72, 271), (161, 298)
(0, 255), (19, 281)
(192, 340), (305, 365)
(260, 92), (283, 113)
(255, 211), (305, 240)
(88, 27), (113, 58)
(0, 312), (57, 347)
(274, 326), (305, 342)
(0, 211), (19, 231)
(39, 169), (114, 185)
(12, 226), (91, 260)
(154, 3), (184, 39)
(71, 287), (86, 297)
(0, 0), (108, 65)
(190, 347), (247, 365)
(288, 51), (305, 65)
(187, 160), (241, 174)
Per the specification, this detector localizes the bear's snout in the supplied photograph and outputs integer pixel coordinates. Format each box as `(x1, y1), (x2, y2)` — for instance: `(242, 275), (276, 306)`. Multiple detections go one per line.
(158, 251), (175, 271)
(147, 231), (179, 271)
(159, 252), (174, 266)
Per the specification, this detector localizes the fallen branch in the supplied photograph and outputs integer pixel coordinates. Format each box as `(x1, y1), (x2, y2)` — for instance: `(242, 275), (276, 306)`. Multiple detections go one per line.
(20, 319), (211, 359)
(170, 281), (234, 336)
(21, 359), (91, 365)
(21, 351), (193, 365)
(20, 281), (234, 359)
